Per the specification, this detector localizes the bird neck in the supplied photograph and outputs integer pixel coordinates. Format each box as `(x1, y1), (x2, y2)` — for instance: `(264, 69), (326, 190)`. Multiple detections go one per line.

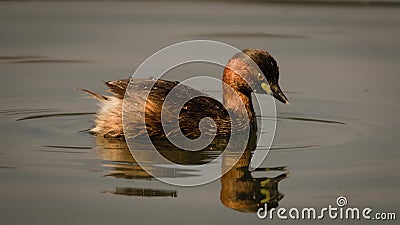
(222, 85), (255, 121)
(222, 59), (256, 121)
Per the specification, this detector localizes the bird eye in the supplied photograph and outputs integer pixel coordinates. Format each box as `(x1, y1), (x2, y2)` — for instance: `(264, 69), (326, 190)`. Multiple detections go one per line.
(257, 73), (264, 80)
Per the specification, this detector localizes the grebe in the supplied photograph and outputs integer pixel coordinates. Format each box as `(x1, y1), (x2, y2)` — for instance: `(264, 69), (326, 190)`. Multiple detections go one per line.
(84, 49), (288, 139)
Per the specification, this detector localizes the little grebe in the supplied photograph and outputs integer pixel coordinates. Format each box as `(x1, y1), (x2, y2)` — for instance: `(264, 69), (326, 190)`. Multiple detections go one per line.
(84, 49), (288, 139)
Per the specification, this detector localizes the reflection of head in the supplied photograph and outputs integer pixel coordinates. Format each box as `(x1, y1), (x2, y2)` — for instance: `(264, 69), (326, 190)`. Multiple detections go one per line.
(220, 150), (288, 213)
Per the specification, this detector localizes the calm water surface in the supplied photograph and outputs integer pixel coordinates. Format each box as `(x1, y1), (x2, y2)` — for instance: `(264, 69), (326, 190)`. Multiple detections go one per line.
(0, 1), (399, 225)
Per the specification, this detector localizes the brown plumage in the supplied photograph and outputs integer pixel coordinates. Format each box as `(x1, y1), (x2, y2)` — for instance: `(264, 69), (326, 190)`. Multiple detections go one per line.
(84, 49), (288, 139)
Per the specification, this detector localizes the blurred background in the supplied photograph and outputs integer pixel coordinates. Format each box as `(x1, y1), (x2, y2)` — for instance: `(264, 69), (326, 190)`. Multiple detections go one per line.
(0, 1), (399, 225)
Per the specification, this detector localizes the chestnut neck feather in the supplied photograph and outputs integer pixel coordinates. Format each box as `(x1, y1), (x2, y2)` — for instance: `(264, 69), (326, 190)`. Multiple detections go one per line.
(222, 58), (255, 120)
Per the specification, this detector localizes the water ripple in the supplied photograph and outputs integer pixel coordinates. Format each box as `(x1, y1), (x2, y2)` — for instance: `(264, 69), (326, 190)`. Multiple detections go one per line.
(0, 108), (57, 116)
(0, 166), (17, 169)
(185, 32), (310, 39)
(36, 149), (89, 154)
(102, 187), (177, 198)
(16, 112), (95, 121)
(279, 116), (347, 125)
(0, 55), (89, 64)
(44, 145), (93, 150)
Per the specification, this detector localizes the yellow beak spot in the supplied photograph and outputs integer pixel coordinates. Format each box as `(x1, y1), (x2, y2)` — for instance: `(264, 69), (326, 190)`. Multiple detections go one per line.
(261, 82), (272, 95)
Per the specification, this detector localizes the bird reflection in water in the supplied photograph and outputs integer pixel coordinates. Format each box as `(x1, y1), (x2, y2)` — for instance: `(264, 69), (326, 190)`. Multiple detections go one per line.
(94, 135), (288, 212)
(221, 147), (288, 212)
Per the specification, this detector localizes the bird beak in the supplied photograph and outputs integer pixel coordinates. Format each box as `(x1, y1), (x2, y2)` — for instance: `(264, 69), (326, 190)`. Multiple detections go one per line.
(272, 84), (289, 105)
(261, 82), (289, 105)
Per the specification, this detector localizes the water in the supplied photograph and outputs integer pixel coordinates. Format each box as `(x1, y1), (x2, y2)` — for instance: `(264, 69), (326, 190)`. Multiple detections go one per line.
(1, 1), (399, 224)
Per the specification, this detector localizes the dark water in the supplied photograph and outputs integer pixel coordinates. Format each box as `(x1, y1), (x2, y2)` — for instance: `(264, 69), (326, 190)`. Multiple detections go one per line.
(0, 1), (399, 224)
